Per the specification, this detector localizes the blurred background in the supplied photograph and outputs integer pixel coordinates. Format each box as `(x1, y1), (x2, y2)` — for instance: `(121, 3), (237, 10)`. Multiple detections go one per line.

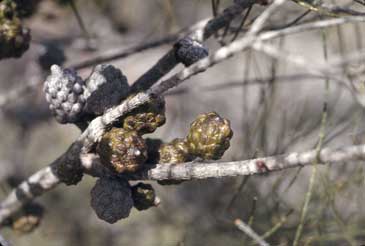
(1, 0), (365, 245)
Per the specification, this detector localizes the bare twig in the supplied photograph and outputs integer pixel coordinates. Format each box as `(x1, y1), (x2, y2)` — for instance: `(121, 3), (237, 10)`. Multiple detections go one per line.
(69, 0), (91, 44)
(259, 210), (294, 241)
(67, 16), (218, 70)
(130, 0), (256, 92)
(3, 15), (365, 113)
(293, 29), (329, 246)
(2, 139), (365, 225)
(234, 219), (270, 246)
(68, 35), (179, 70)
(292, 0), (365, 17)
(139, 144), (365, 181)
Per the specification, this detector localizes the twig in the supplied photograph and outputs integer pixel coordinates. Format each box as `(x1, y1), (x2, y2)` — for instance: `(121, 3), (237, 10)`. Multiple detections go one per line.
(247, 0), (286, 35)
(139, 144), (365, 181)
(292, 0), (365, 17)
(67, 16), (217, 70)
(226, 176), (250, 212)
(234, 219), (270, 246)
(69, 0), (91, 43)
(68, 35), (179, 70)
(293, 28), (329, 246)
(2, 139), (365, 225)
(0, 166), (59, 224)
(3, 15), (365, 113)
(130, 0), (256, 92)
(260, 210), (294, 240)
(230, 5), (253, 42)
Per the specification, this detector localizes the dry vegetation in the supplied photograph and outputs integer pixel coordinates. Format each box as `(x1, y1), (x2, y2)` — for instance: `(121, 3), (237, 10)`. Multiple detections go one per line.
(1, 0), (365, 245)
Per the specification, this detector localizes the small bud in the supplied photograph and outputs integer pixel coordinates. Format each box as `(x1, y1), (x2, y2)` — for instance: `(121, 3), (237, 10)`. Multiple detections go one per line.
(187, 112), (233, 160)
(157, 138), (191, 186)
(90, 178), (133, 224)
(83, 64), (130, 116)
(97, 128), (148, 174)
(122, 96), (166, 135)
(43, 65), (86, 124)
(159, 138), (190, 164)
(174, 37), (208, 67)
(131, 183), (159, 211)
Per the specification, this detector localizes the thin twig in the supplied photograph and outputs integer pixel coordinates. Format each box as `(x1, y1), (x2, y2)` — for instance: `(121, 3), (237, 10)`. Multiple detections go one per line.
(293, 28), (329, 246)
(234, 219), (270, 246)
(131, 0), (257, 93)
(260, 210), (294, 240)
(68, 35), (179, 70)
(292, 0), (365, 17)
(3, 15), (365, 112)
(69, 0), (91, 45)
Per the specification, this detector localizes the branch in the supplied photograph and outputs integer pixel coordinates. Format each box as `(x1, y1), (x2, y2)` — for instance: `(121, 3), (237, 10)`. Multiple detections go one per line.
(2, 143), (365, 225)
(0, 167), (58, 224)
(130, 0), (256, 92)
(2, 14), (365, 114)
(67, 15), (217, 70)
(141, 144), (365, 181)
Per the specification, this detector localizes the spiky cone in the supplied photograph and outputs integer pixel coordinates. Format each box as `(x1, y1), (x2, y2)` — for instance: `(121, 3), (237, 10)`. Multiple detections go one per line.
(187, 112), (233, 160)
(43, 65), (86, 124)
(0, 17), (30, 59)
(11, 203), (44, 234)
(122, 96), (166, 135)
(90, 177), (133, 224)
(83, 64), (130, 116)
(157, 138), (191, 185)
(97, 127), (148, 174)
(131, 183), (160, 211)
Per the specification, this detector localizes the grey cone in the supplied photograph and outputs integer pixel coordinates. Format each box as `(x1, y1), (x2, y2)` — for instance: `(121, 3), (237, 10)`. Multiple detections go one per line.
(43, 65), (86, 124)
